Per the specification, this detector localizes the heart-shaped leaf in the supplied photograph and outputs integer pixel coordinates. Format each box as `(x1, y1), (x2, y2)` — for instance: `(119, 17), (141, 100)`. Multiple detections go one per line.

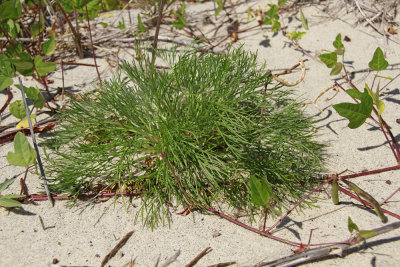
(34, 55), (56, 77)
(333, 89), (373, 129)
(0, 54), (15, 77)
(369, 47), (388, 71)
(9, 100), (26, 119)
(0, 75), (13, 91)
(0, 0), (22, 20)
(319, 52), (337, 68)
(7, 132), (37, 167)
(41, 37), (56, 56)
(11, 52), (34, 76)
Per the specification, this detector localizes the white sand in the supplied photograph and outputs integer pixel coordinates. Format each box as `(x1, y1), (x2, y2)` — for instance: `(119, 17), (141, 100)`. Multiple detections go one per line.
(1, 1), (400, 266)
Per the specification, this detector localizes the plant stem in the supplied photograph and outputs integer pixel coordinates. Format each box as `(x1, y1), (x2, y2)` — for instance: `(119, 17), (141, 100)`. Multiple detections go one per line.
(151, 0), (165, 67)
(0, 88), (13, 115)
(339, 165), (400, 180)
(18, 77), (53, 206)
(56, 1), (84, 58)
(83, 0), (102, 88)
(265, 179), (331, 233)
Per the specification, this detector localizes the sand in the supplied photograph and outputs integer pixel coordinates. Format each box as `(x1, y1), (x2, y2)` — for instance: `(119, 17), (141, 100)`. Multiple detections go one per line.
(1, 0), (400, 266)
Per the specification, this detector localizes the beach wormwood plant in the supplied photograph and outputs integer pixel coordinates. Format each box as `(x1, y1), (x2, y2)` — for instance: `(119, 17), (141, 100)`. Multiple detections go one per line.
(46, 48), (325, 228)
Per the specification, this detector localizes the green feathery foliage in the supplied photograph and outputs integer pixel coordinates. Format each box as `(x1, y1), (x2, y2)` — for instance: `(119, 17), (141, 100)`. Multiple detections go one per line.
(45, 47), (325, 228)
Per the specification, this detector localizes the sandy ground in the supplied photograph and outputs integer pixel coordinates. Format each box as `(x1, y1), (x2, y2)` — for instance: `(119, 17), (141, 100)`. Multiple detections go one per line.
(1, 0), (400, 266)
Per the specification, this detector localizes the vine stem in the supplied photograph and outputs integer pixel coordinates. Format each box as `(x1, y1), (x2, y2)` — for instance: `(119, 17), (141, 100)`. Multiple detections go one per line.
(339, 165), (400, 180)
(84, 0), (102, 88)
(0, 88), (13, 114)
(265, 178), (331, 233)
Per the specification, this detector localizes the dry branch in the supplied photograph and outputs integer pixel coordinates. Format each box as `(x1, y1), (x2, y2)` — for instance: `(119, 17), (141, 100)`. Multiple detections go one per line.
(100, 231), (134, 267)
(254, 221), (400, 267)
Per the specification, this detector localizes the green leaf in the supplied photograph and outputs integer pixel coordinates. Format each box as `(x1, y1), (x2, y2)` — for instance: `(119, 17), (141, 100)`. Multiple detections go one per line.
(6, 42), (22, 58)
(99, 22), (108, 28)
(0, 75), (13, 91)
(267, 4), (279, 20)
(271, 20), (281, 32)
(0, 0), (22, 20)
(250, 176), (272, 207)
(0, 198), (21, 208)
(0, 177), (16, 193)
(369, 47), (388, 71)
(300, 10), (308, 30)
(172, 16), (187, 30)
(215, 0), (223, 16)
(59, 0), (73, 13)
(2, 194), (25, 199)
(286, 31), (306, 41)
(365, 83), (385, 115)
(180, 1), (186, 15)
(34, 55), (56, 77)
(41, 37), (56, 56)
(0, 54), (15, 77)
(333, 89), (373, 129)
(118, 17), (125, 30)
(359, 230), (376, 239)
(5, 19), (20, 39)
(9, 100), (26, 119)
(33, 91), (45, 108)
(330, 62), (343, 75)
(333, 33), (344, 50)
(263, 17), (272, 25)
(7, 132), (37, 167)
(319, 52), (337, 68)
(11, 52), (34, 76)
(30, 21), (45, 36)
(278, 0), (287, 6)
(137, 14), (146, 32)
(348, 217), (359, 233)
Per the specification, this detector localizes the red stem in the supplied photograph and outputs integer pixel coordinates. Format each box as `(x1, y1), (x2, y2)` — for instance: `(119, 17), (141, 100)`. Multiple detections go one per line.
(265, 179), (331, 233)
(29, 191), (140, 201)
(381, 186), (400, 205)
(0, 88), (13, 114)
(339, 165), (400, 180)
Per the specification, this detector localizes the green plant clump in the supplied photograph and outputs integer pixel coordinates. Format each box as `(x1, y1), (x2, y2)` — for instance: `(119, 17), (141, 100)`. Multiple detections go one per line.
(46, 48), (325, 227)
